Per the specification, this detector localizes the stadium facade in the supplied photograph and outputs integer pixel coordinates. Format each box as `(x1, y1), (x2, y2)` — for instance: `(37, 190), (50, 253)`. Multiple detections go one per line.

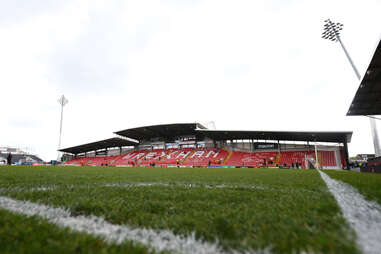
(61, 123), (352, 169)
(0, 147), (43, 165)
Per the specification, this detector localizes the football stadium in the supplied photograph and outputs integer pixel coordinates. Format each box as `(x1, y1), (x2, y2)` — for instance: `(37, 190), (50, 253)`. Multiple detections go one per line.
(60, 122), (352, 170)
(2, 3), (381, 254)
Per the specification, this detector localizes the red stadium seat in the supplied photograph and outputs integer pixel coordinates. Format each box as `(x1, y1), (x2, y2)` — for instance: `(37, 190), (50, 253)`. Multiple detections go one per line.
(64, 148), (338, 168)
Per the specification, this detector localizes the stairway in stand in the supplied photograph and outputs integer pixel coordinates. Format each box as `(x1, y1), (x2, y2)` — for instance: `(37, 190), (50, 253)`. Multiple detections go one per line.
(318, 152), (322, 167)
(181, 150), (195, 164)
(274, 153), (281, 165)
(223, 150), (233, 165)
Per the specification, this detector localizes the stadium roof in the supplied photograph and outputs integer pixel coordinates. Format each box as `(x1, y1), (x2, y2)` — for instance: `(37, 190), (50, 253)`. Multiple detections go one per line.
(347, 39), (381, 116)
(197, 129), (352, 143)
(61, 124), (352, 154)
(114, 123), (207, 141)
(59, 137), (137, 154)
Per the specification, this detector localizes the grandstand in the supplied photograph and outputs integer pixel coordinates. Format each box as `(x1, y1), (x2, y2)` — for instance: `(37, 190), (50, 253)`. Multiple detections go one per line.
(0, 147), (44, 165)
(60, 123), (352, 169)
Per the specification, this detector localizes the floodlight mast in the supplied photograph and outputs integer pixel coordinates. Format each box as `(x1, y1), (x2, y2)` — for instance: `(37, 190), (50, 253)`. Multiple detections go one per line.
(322, 19), (381, 157)
(57, 95), (68, 161)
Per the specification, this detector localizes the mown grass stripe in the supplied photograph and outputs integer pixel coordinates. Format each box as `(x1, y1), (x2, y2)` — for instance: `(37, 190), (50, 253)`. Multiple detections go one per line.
(318, 170), (381, 254)
(0, 195), (266, 254)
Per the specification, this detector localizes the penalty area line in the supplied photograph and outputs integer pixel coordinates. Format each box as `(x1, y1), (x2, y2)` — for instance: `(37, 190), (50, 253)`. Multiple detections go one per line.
(317, 170), (381, 254)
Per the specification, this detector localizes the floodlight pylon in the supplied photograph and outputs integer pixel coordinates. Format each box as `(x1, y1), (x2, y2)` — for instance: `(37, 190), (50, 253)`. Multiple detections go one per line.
(322, 19), (381, 157)
(57, 95), (68, 161)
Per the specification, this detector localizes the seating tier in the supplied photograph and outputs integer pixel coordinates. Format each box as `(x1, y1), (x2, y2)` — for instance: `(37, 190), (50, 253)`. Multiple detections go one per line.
(64, 149), (339, 168)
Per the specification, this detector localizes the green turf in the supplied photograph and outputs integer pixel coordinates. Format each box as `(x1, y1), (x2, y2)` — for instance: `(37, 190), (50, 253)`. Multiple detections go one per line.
(0, 166), (359, 254)
(0, 209), (153, 254)
(324, 170), (381, 205)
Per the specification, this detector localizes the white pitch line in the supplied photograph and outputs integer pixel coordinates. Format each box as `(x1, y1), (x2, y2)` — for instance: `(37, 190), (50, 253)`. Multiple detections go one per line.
(0, 186), (54, 193)
(317, 170), (381, 254)
(29, 186), (54, 191)
(104, 182), (268, 191)
(0, 195), (265, 254)
(103, 182), (322, 194)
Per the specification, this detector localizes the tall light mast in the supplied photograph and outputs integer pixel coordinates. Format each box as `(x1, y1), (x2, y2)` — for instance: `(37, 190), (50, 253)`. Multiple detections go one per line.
(57, 95), (68, 161)
(322, 19), (381, 157)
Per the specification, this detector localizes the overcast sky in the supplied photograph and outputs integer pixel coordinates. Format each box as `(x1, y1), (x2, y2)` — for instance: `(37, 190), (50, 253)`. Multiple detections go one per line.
(1, 0), (381, 160)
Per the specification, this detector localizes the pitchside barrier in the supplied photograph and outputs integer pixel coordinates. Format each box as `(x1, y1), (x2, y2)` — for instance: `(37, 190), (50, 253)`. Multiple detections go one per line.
(65, 164), (315, 170)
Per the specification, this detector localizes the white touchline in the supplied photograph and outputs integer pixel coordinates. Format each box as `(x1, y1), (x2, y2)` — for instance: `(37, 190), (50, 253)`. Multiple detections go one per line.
(0, 196), (264, 254)
(317, 170), (381, 254)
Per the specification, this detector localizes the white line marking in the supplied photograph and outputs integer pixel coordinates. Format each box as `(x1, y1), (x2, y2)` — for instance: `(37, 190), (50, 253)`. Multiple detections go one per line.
(30, 187), (54, 191)
(0, 186), (54, 193)
(317, 170), (381, 254)
(103, 182), (321, 193)
(105, 182), (170, 187)
(104, 182), (269, 191)
(0, 196), (266, 254)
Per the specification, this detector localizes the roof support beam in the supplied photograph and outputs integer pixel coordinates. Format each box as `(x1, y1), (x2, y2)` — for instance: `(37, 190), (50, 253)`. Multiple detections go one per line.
(343, 140), (350, 170)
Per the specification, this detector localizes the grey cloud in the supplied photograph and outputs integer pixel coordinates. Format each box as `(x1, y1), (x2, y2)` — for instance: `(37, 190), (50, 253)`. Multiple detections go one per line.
(49, 47), (127, 94)
(264, 0), (300, 11)
(47, 5), (128, 95)
(9, 119), (40, 129)
(0, 0), (71, 26)
(224, 64), (250, 79)
(47, 1), (165, 96)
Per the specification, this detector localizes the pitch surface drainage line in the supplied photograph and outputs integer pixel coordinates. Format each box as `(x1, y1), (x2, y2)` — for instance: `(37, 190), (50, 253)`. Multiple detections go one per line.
(0, 195), (266, 254)
(317, 170), (381, 254)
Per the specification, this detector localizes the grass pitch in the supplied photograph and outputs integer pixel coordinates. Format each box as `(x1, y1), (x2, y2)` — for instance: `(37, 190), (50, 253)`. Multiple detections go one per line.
(0, 166), (360, 253)
(324, 170), (381, 205)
